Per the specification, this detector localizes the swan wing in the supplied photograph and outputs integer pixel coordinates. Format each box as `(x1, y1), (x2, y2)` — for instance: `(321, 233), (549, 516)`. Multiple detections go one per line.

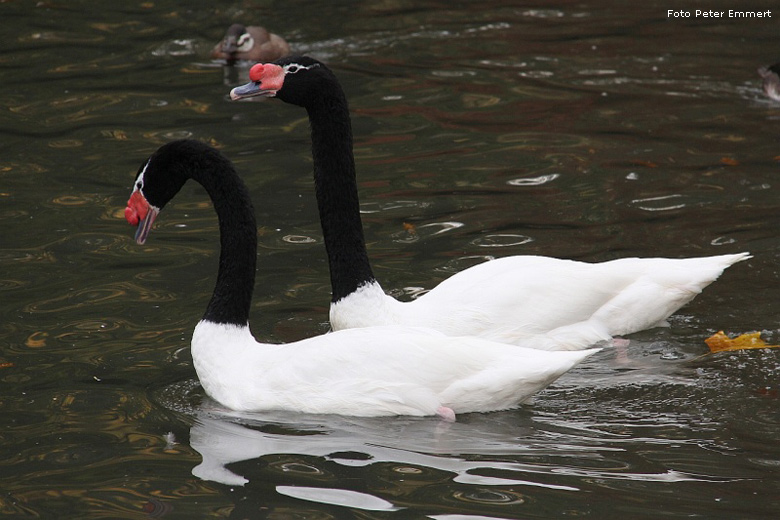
(401, 253), (750, 344)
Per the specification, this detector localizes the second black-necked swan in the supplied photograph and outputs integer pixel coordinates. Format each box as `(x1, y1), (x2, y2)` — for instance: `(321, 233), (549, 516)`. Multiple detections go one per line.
(124, 139), (598, 418)
(229, 56), (750, 350)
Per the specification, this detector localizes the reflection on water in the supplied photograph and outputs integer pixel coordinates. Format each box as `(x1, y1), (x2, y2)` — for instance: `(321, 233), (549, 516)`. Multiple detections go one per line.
(506, 172), (560, 186)
(188, 406), (727, 489)
(0, 0), (778, 518)
(165, 358), (772, 517)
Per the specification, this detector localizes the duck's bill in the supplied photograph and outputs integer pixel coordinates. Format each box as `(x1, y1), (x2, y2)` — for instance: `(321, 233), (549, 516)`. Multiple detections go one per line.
(230, 81), (276, 100)
(125, 190), (159, 245)
(222, 37), (239, 54)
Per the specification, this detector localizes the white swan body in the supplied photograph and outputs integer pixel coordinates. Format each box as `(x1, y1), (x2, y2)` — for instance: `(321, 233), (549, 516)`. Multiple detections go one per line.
(330, 253), (751, 350)
(191, 320), (597, 417)
(230, 56), (750, 350)
(125, 140), (597, 418)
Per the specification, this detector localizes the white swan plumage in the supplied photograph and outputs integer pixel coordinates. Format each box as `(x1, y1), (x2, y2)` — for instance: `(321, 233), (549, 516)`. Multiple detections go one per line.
(329, 253), (750, 350)
(124, 139), (598, 418)
(229, 55), (750, 350)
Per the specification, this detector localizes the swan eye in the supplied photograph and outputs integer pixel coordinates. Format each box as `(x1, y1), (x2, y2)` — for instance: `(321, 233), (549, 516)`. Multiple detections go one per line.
(284, 63), (319, 75)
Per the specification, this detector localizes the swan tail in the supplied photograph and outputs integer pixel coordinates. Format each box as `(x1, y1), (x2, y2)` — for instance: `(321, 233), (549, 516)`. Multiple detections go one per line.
(594, 252), (751, 336)
(441, 347), (600, 413)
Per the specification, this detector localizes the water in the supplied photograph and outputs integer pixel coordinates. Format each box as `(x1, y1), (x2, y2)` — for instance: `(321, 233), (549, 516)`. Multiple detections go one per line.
(1, 0), (778, 517)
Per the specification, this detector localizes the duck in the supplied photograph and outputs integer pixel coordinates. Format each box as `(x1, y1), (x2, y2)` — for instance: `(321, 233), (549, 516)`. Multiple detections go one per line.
(228, 55), (750, 350)
(210, 23), (289, 65)
(758, 62), (780, 101)
(124, 139), (599, 419)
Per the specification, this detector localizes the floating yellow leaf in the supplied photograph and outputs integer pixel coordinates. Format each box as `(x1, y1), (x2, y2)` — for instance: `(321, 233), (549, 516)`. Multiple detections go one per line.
(25, 331), (48, 348)
(705, 330), (779, 353)
(101, 129), (128, 140)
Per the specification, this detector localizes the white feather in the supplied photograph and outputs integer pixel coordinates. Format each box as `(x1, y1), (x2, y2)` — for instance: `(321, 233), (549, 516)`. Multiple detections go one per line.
(191, 321), (599, 417)
(330, 253), (751, 349)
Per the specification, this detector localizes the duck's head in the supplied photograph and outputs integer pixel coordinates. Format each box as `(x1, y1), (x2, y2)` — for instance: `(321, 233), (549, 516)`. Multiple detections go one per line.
(759, 62), (780, 101)
(124, 140), (195, 244)
(221, 23), (254, 55)
(229, 55), (336, 108)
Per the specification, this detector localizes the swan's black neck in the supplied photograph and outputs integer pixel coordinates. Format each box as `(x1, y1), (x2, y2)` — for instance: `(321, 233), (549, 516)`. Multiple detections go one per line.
(305, 86), (376, 302)
(188, 149), (257, 326)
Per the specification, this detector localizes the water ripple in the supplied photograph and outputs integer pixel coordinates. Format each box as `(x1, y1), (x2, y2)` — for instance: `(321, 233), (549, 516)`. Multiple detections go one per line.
(23, 282), (176, 314)
(392, 221), (464, 243)
(710, 236), (736, 246)
(471, 234), (533, 248)
(496, 132), (588, 148)
(630, 194), (687, 212)
(506, 173), (560, 186)
(282, 234), (318, 244)
(151, 39), (200, 57)
(450, 488), (526, 505)
(0, 279), (27, 290)
(360, 200), (432, 214)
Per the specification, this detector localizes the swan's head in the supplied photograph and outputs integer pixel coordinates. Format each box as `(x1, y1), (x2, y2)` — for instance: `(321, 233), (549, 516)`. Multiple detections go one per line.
(229, 55), (334, 107)
(221, 23), (254, 55)
(125, 140), (198, 245)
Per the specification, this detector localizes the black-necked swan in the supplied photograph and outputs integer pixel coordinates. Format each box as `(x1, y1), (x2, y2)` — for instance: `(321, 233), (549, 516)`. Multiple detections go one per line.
(229, 56), (750, 350)
(211, 23), (290, 65)
(124, 139), (599, 418)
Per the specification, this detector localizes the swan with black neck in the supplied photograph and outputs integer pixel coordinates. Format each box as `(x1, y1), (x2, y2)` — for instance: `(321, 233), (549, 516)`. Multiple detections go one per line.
(124, 139), (598, 419)
(228, 56), (750, 350)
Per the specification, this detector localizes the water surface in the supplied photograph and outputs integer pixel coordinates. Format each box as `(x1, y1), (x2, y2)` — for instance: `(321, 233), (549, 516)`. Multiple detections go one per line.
(1, 1), (778, 518)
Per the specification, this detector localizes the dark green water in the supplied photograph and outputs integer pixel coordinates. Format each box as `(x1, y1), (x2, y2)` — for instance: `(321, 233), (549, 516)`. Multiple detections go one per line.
(1, 0), (778, 518)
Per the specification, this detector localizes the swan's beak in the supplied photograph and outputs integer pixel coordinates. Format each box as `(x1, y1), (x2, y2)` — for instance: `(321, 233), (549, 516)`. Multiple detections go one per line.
(134, 207), (159, 245)
(125, 190), (159, 245)
(230, 63), (285, 100)
(230, 81), (275, 100)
